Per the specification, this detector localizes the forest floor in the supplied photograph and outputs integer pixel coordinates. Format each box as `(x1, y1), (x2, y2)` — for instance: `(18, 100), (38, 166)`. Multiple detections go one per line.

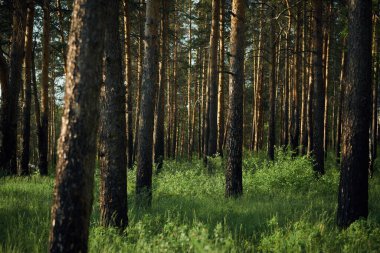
(1, 150), (380, 252)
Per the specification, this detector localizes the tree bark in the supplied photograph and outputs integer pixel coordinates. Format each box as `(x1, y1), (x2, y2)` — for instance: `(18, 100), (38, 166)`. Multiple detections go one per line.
(136, 0), (160, 207)
(39, 0), (50, 176)
(336, 44), (347, 164)
(154, 0), (167, 171)
(99, 0), (128, 229)
(124, 0), (134, 169)
(20, 1), (35, 175)
(312, 0), (325, 174)
(267, 8), (276, 161)
(370, 13), (379, 177)
(337, 0), (371, 228)
(133, 0), (145, 164)
(0, 0), (26, 174)
(225, 0), (245, 198)
(217, 0), (225, 157)
(49, 0), (106, 251)
(171, 9), (178, 158)
(207, 0), (220, 156)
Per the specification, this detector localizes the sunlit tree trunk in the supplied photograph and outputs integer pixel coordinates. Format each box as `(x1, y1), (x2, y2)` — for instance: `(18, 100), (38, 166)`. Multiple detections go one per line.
(225, 0), (245, 198)
(49, 0), (106, 251)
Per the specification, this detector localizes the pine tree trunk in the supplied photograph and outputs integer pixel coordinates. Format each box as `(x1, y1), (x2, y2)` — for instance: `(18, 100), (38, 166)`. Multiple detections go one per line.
(217, 0), (225, 157)
(225, 0), (245, 198)
(207, 0), (220, 156)
(336, 46), (346, 163)
(133, 0), (145, 164)
(136, 0), (160, 206)
(311, 0), (325, 174)
(0, 0), (26, 174)
(39, 0), (50, 176)
(337, 0), (372, 228)
(171, 13), (178, 159)
(20, 1), (34, 175)
(370, 13), (379, 177)
(124, 0), (134, 169)
(268, 8), (276, 161)
(49, 0), (106, 251)
(99, 0), (128, 229)
(153, 0), (167, 171)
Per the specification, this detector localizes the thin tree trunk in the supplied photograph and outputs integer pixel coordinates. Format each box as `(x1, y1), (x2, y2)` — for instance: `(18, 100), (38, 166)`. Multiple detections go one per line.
(311, 0), (325, 174)
(171, 23), (178, 159)
(49, 0), (106, 251)
(336, 45), (346, 163)
(323, 2), (332, 155)
(217, 0), (225, 156)
(133, 0), (145, 164)
(153, 0), (167, 171)
(20, 1), (34, 175)
(207, 0), (220, 157)
(290, 2), (301, 153)
(124, 0), (134, 169)
(370, 13), (379, 177)
(268, 8), (276, 160)
(39, 0), (50, 176)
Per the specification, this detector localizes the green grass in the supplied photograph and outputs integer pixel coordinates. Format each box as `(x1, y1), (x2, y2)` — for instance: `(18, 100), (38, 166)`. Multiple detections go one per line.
(1, 149), (380, 252)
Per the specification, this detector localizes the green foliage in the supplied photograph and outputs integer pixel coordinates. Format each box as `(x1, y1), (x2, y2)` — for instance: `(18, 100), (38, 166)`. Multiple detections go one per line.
(0, 151), (379, 252)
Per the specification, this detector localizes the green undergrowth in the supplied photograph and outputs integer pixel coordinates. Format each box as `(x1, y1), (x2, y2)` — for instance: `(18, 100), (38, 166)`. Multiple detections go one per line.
(1, 149), (380, 252)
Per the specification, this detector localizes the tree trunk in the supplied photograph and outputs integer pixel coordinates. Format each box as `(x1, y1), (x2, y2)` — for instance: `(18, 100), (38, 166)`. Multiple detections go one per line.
(48, 0), (106, 251)
(39, 0), (50, 176)
(0, 0), (26, 174)
(311, 0), (325, 174)
(154, 0), (167, 171)
(323, 2), (332, 156)
(171, 10), (178, 158)
(136, 0), (159, 207)
(300, 0), (309, 155)
(20, 1), (34, 175)
(267, 8), (276, 161)
(336, 45), (347, 164)
(124, 0), (134, 169)
(370, 13), (379, 177)
(207, 0), (220, 157)
(337, 0), (371, 228)
(290, 2), (301, 153)
(254, 4), (264, 152)
(99, 0), (127, 229)
(133, 0), (145, 164)
(225, 0), (245, 198)
(217, 0), (225, 157)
